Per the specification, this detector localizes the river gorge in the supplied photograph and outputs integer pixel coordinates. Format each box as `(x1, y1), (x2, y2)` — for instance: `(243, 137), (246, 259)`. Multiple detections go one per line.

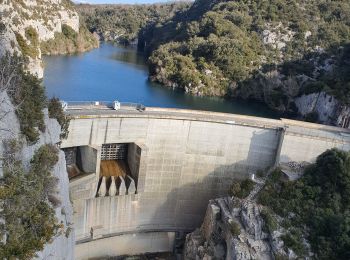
(2, 0), (350, 259)
(44, 43), (278, 118)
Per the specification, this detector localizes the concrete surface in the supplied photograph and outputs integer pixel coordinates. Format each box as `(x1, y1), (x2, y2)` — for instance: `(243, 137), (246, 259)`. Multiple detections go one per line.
(75, 231), (175, 259)
(62, 106), (350, 258)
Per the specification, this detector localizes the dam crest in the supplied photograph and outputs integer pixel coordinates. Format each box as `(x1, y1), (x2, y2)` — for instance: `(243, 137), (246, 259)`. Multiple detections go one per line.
(61, 104), (350, 259)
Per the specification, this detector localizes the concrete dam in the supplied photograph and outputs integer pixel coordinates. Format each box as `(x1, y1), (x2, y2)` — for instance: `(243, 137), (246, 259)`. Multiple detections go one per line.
(61, 104), (350, 259)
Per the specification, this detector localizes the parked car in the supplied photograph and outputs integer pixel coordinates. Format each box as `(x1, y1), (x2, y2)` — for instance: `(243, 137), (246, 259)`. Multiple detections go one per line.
(136, 104), (146, 112)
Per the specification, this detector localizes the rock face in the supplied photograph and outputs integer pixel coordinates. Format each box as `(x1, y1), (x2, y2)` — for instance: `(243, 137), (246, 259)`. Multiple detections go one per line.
(0, 0), (80, 78)
(0, 91), (74, 259)
(184, 197), (283, 260)
(0, 1), (77, 258)
(295, 92), (350, 127)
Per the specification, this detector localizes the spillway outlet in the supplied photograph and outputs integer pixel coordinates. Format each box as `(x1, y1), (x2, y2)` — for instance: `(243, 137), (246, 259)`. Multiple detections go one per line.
(97, 143), (141, 197)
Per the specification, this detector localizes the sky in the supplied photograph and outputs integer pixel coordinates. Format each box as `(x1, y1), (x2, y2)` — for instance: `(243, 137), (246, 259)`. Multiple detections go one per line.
(75, 0), (184, 4)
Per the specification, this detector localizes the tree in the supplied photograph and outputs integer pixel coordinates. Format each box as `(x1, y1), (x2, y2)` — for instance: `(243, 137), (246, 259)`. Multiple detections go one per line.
(48, 97), (70, 139)
(0, 54), (46, 143)
(0, 143), (61, 259)
(258, 149), (350, 259)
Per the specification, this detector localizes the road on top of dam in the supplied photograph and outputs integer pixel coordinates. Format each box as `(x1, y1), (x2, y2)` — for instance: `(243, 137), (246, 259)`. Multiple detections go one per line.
(65, 105), (350, 134)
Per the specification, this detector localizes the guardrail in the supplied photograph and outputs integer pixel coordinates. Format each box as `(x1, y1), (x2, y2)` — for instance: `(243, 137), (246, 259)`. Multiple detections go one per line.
(63, 101), (145, 111)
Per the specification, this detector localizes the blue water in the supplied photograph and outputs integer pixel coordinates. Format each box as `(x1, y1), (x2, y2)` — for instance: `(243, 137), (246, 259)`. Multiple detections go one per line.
(44, 43), (278, 118)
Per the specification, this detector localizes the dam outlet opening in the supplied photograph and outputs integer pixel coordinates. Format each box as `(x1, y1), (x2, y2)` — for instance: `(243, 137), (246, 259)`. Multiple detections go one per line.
(97, 143), (140, 197)
(63, 146), (98, 179)
(63, 142), (142, 197)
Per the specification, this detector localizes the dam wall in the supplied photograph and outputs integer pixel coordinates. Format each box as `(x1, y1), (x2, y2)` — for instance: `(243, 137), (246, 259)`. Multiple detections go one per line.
(61, 107), (350, 258)
(279, 119), (350, 163)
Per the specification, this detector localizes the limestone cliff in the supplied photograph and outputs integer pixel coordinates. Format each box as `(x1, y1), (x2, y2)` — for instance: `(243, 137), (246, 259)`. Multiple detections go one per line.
(0, 0), (80, 258)
(0, 91), (74, 259)
(0, 0), (97, 78)
(184, 197), (297, 260)
(294, 92), (350, 127)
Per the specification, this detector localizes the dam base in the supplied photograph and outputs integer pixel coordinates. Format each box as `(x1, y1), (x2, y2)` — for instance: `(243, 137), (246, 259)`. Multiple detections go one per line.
(76, 232), (175, 259)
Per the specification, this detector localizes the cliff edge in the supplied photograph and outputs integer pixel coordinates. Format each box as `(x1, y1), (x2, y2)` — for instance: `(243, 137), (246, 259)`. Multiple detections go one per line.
(0, 0), (87, 259)
(0, 0), (98, 78)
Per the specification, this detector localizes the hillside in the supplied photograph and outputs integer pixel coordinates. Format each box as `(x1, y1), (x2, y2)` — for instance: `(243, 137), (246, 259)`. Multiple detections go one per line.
(0, 0), (98, 77)
(140, 0), (350, 126)
(0, 0), (95, 258)
(77, 3), (190, 45)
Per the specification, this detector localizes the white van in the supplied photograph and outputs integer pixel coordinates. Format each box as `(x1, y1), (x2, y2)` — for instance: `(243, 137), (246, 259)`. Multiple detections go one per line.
(113, 101), (121, 110)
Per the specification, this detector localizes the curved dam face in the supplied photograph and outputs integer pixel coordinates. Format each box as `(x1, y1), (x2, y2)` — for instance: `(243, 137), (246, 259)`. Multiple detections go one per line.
(61, 107), (350, 259)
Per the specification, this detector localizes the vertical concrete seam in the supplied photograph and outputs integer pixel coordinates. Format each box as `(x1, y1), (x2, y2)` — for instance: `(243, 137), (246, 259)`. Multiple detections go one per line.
(274, 127), (286, 167)
(104, 120), (109, 144)
(118, 118), (122, 137)
(89, 120), (94, 145)
(187, 121), (192, 142)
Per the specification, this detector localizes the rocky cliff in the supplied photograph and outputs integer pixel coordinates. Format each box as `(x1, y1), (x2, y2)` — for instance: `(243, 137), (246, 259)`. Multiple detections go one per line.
(295, 92), (350, 127)
(0, 0), (82, 258)
(184, 197), (289, 260)
(0, 91), (74, 259)
(183, 171), (317, 260)
(0, 0), (97, 78)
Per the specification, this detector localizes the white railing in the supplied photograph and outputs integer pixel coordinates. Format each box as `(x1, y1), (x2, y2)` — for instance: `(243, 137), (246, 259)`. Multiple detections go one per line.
(63, 101), (145, 111)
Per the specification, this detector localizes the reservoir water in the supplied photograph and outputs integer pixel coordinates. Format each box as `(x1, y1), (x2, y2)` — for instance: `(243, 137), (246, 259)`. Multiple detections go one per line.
(44, 43), (278, 118)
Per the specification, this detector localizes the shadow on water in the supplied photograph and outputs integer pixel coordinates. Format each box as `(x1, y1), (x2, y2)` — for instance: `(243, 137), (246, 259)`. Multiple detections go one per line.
(43, 43), (279, 118)
(109, 44), (148, 68)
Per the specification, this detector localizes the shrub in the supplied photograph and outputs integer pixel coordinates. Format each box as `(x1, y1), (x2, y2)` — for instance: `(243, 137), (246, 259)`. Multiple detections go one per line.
(261, 208), (278, 233)
(62, 24), (77, 39)
(10, 70), (46, 143)
(281, 229), (306, 256)
(0, 144), (61, 259)
(2, 55), (46, 143)
(48, 97), (70, 139)
(229, 178), (255, 199)
(258, 149), (350, 259)
(15, 32), (39, 59)
(229, 220), (241, 236)
(41, 25), (98, 55)
(25, 26), (39, 46)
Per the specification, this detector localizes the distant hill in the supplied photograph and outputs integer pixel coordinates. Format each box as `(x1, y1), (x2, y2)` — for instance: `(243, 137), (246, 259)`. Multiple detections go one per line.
(77, 2), (191, 45)
(140, 0), (350, 126)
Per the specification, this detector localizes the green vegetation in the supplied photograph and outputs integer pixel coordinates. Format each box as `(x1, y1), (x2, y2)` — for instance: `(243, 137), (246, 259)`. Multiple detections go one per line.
(258, 149), (350, 259)
(12, 71), (46, 143)
(15, 27), (39, 59)
(77, 3), (190, 45)
(41, 24), (99, 55)
(2, 54), (47, 143)
(138, 0), (350, 110)
(229, 179), (255, 199)
(1, 55), (68, 144)
(260, 208), (278, 234)
(0, 143), (61, 259)
(48, 97), (70, 139)
(229, 220), (241, 236)
(25, 26), (39, 46)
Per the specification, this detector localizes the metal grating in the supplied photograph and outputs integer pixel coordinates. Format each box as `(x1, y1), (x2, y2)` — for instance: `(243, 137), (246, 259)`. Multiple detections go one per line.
(64, 147), (76, 165)
(101, 143), (128, 160)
